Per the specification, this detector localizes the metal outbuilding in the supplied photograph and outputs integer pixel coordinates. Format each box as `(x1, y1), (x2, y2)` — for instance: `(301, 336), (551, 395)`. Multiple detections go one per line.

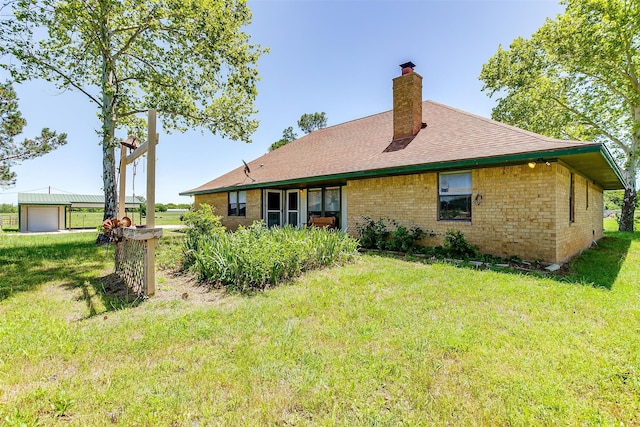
(17, 193), (143, 232)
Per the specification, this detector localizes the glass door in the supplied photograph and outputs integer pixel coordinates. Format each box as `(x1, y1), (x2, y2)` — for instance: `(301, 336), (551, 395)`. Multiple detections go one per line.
(324, 187), (340, 228)
(286, 190), (299, 227)
(266, 190), (282, 227)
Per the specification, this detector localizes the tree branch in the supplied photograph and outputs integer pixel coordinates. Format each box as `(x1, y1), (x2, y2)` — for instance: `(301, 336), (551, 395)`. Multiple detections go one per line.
(577, 68), (634, 108)
(112, 6), (161, 60)
(113, 24), (149, 61)
(621, 32), (640, 97)
(551, 95), (628, 153)
(30, 56), (103, 107)
(120, 52), (162, 75)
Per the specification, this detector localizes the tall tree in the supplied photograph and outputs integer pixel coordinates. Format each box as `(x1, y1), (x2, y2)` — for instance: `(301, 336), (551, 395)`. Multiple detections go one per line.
(298, 112), (327, 134)
(479, 0), (639, 231)
(0, 81), (66, 187)
(1, 0), (265, 220)
(268, 112), (327, 151)
(268, 126), (297, 152)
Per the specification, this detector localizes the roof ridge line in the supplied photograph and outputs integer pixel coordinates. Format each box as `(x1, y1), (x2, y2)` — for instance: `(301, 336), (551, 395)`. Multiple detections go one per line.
(424, 100), (596, 147)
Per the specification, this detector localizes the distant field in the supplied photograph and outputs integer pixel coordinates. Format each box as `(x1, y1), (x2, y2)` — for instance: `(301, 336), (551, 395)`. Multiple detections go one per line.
(0, 211), (184, 232)
(0, 214), (18, 231)
(67, 211), (185, 228)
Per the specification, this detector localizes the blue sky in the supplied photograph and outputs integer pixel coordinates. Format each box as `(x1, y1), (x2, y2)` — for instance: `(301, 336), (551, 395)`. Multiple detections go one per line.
(0, 0), (564, 206)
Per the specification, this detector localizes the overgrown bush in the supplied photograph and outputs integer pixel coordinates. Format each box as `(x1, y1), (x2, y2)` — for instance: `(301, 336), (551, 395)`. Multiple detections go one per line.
(181, 204), (225, 268)
(386, 224), (427, 253)
(357, 217), (389, 250)
(442, 229), (478, 259)
(186, 222), (358, 292)
(356, 216), (429, 253)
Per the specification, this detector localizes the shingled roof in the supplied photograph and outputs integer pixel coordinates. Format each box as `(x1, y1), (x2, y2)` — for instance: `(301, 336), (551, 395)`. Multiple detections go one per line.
(181, 100), (625, 195)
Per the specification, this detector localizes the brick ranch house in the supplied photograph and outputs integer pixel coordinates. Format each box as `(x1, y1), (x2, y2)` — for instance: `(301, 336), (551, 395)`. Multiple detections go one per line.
(181, 62), (626, 264)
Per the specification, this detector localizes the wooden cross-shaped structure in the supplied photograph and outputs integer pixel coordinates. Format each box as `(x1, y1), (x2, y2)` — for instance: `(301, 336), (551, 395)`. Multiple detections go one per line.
(116, 109), (161, 296)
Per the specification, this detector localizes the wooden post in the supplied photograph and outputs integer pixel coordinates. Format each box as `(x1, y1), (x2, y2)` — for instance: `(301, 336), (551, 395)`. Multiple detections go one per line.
(146, 109), (157, 296)
(146, 238), (156, 296)
(118, 147), (127, 219)
(114, 108), (160, 297)
(147, 109), (156, 229)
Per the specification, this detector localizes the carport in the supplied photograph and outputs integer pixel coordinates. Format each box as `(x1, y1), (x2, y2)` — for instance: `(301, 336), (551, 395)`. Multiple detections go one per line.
(18, 193), (143, 232)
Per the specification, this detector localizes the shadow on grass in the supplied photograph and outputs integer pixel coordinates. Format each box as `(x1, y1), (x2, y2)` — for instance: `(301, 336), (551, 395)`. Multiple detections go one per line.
(0, 234), (146, 315)
(62, 273), (144, 318)
(0, 237), (110, 301)
(558, 232), (636, 289)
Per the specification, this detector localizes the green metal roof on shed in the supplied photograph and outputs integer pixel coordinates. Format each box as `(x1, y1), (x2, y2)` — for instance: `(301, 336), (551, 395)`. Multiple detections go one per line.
(18, 193), (144, 206)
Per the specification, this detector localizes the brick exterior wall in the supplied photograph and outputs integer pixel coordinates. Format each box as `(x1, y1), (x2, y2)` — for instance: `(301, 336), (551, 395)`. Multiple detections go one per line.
(346, 163), (604, 263)
(554, 165), (603, 262)
(192, 163), (603, 263)
(194, 189), (262, 231)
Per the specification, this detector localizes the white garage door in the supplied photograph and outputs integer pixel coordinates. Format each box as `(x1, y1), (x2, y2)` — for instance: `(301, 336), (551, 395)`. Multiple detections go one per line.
(27, 206), (60, 232)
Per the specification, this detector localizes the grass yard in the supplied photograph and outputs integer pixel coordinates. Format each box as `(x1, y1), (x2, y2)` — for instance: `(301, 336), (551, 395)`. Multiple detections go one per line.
(67, 211), (185, 229)
(0, 223), (639, 425)
(0, 211), (185, 233)
(0, 214), (18, 231)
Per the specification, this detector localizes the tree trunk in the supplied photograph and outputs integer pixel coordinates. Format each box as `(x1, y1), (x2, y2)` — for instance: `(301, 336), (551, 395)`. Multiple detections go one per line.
(99, 6), (117, 223)
(102, 129), (117, 221)
(618, 155), (637, 232)
(619, 187), (636, 232)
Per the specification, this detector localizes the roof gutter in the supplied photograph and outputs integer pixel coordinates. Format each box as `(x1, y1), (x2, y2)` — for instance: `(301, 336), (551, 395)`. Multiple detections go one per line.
(599, 145), (629, 189)
(180, 144), (618, 196)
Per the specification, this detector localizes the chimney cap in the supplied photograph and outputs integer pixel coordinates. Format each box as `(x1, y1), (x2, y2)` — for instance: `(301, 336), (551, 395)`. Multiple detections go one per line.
(399, 61), (416, 69)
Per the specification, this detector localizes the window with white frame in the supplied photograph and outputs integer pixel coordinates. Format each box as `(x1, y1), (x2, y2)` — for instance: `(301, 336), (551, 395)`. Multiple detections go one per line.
(438, 171), (472, 221)
(228, 190), (246, 216)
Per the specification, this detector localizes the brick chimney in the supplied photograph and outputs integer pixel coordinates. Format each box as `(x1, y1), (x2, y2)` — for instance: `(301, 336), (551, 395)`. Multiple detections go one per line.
(392, 61), (423, 140)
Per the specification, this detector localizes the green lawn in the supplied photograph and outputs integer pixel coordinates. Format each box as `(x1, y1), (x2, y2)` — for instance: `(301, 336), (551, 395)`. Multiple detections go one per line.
(0, 213), (18, 231)
(67, 211), (185, 229)
(0, 211), (185, 232)
(0, 224), (639, 425)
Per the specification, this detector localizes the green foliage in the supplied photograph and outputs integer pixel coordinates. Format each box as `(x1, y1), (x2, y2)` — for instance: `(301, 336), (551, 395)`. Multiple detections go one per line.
(356, 216), (429, 253)
(0, 81), (66, 187)
(442, 229), (478, 259)
(269, 112), (328, 151)
(386, 224), (427, 253)
(0, 0), (266, 217)
(0, 203), (17, 213)
(605, 190), (639, 210)
(50, 391), (74, 418)
(479, 0), (639, 231)
(186, 222), (358, 291)
(182, 204), (224, 236)
(298, 112), (328, 134)
(605, 190), (624, 210)
(180, 204), (225, 269)
(356, 217), (389, 250)
(164, 202), (191, 210)
(268, 126), (298, 151)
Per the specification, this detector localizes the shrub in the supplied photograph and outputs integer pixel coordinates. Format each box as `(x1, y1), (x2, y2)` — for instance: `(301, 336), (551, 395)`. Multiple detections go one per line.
(356, 216), (429, 253)
(181, 204), (224, 236)
(356, 216), (389, 250)
(186, 222), (358, 292)
(442, 229), (478, 259)
(181, 204), (225, 268)
(386, 224), (427, 254)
